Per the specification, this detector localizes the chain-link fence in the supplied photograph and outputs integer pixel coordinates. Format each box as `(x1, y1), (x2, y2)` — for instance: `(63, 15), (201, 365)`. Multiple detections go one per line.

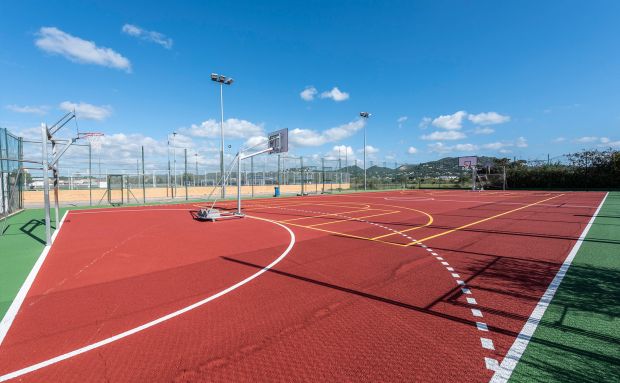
(13, 132), (620, 208)
(19, 143), (354, 207)
(0, 128), (24, 219)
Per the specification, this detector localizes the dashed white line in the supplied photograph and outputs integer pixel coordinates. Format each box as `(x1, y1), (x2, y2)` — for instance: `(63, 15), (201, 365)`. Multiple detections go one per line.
(480, 338), (495, 350)
(471, 309), (483, 317)
(485, 357), (500, 371)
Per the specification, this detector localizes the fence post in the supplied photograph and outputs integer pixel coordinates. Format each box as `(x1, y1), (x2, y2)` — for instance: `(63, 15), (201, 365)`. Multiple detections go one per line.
(184, 148), (188, 200)
(322, 157), (325, 193)
(141, 146), (146, 204)
(89, 142), (92, 206)
(300, 156), (304, 195)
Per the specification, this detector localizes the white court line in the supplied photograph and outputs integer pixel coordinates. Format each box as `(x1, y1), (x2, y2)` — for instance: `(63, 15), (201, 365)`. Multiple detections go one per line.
(489, 192), (609, 383)
(0, 211), (69, 346)
(0, 214), (296, 382)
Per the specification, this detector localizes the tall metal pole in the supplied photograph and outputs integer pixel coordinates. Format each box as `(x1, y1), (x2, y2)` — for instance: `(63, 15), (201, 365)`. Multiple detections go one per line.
(51, 141), (59, 227)
(172, 132), (177, 198)
(237, 153), (242, 214)
(277, 154), (281, 185)
(364, 122), (367, 190)
(167, 138), (170, 197)
(322, 157), (325, 193)
(195, 153), (198, 186)
(41, 124), (51, 245)
(345, 148), (348, 187)
(300, 156), (305, 195)
(220, 83), (226, 199)
(251, 156), (255, 198)
(184, 148), (188, 200)
(141, 146), (146, 203)
(88, 142), (92, 206)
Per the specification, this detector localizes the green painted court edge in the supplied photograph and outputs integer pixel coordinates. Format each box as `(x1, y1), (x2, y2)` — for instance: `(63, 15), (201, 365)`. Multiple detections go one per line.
(0, 208), (68, 320)
(508, 191), (620, 382)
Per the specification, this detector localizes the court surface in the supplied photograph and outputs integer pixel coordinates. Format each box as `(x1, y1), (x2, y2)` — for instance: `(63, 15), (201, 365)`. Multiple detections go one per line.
(0, 190), (608, 382)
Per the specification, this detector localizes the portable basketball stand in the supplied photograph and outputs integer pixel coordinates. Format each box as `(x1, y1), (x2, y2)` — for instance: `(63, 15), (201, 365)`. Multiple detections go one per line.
(458, 156), (479, 191)
(197, 129), (288, 222)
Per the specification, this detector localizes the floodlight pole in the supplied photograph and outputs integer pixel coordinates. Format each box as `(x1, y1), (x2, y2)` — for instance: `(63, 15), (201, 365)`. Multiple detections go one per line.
(219, 83), (225, 199)
(211, 73), (234, 199)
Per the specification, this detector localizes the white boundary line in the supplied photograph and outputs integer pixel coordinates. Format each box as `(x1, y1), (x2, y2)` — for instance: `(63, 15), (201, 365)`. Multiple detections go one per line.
(0, 210), (69, 346)
(489, 192), (609, 383)
(0, 214), (296, 382)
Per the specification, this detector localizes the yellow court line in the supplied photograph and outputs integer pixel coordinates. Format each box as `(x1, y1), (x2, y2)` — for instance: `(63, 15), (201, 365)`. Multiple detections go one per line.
(307, 210), (400, 227)
(278, 207), (379, 223)
(403, 194), (564, 247)
(280, 221), (408, 247)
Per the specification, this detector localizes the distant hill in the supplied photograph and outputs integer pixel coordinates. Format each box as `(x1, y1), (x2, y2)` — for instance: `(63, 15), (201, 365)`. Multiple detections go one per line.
(341, 156), (499, 178)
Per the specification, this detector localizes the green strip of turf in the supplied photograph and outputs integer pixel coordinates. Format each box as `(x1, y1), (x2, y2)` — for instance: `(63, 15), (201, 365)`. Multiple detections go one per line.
(510, 192), (620, 382)
(0, 209), (66, 321)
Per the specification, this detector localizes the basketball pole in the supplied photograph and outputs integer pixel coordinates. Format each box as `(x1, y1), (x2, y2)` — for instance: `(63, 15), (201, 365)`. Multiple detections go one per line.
(41, 124), (51, 245)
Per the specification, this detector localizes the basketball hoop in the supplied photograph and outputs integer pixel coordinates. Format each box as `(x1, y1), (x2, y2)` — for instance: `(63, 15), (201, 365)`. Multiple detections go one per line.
(78, 132), (104, 152)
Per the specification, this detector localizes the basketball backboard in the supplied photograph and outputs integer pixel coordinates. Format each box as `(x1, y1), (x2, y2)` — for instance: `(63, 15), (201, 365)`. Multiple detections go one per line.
(458, 156), (478, 168)
(268, 129), (288, 154)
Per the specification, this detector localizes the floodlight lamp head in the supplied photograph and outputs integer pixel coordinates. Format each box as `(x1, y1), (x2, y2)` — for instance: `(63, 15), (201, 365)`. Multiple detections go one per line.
(218, 75), (226, 83)
(225, 78), (234, 85)
(360, 112), (371, 118)
(210, 73), (218, 81)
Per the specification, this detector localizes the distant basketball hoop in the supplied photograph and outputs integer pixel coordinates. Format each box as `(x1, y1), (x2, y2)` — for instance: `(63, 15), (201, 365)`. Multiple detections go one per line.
(458, 156), (477, 169)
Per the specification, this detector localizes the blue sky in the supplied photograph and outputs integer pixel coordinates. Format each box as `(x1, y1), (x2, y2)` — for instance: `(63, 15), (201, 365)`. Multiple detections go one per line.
(1, 0), (619, 169)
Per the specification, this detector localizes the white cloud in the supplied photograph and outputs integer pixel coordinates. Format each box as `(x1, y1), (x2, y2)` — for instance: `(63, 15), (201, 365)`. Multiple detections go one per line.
(122, 24), (173, 49)
(473, 126), (494, 135)
(428, 142), (478, 154)
(481, 137), (528, 152)
(5, 104), (48, 115)
(289, 118), (365, 146)
(572, 136), (617, 147)
(320, 87), (350, 102)
(397, 116), (408, 128)
(482, 142), (507, 150)
(468, 112), (510, 126)
(418, 117), (432, 129)
(574, 136), (600, 144)
(300, 86), (318, 101)
(552, 137), (566, 143)
(184, 118), (265, 139)
(35, 27), (131, 72)
(363, 145), (379, 154)
(432, 110), (467, 130)
(244, 135), (268, 149)
(407, 146), (418, 154)
(60, 101), (112, 121)
(421, 130), (467, 141)
(326, 145), (355, 160)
